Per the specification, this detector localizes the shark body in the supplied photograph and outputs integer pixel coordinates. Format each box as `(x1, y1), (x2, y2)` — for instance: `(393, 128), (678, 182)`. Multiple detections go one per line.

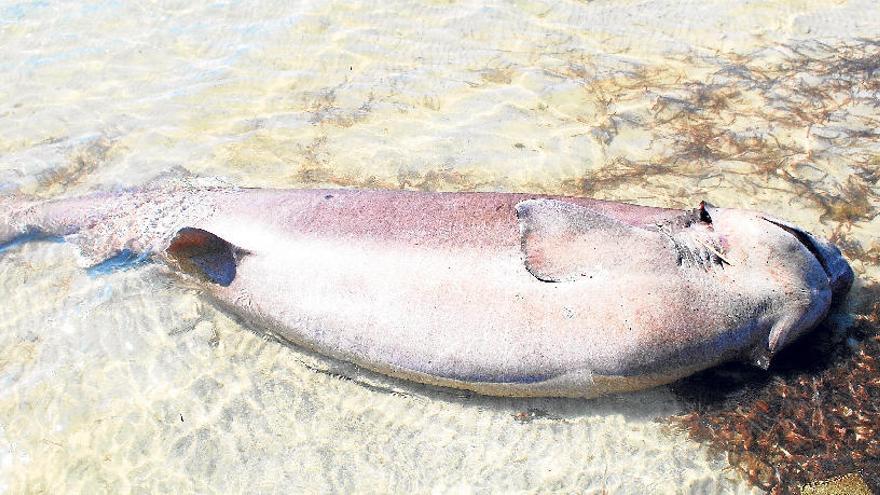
(0, 183), (853, 397)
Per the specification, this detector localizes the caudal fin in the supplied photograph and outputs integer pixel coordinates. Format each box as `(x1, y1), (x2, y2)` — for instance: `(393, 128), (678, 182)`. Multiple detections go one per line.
(0, 193), (28, 246)
(0, 193), (59, 251)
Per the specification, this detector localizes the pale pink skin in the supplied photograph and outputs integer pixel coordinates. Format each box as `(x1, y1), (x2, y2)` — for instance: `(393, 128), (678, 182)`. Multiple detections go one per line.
(1, 186), (852, 397)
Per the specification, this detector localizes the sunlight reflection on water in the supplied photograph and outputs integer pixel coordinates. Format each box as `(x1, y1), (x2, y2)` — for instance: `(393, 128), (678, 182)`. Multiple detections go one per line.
(0, 0), (878, 493)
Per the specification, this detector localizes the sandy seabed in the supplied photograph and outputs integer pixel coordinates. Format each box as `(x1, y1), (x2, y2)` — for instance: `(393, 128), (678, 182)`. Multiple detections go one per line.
(0, 1), (878, 493)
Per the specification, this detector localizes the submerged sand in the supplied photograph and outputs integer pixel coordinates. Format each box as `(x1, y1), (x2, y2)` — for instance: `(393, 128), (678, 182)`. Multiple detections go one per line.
(1, 0), (878, 493)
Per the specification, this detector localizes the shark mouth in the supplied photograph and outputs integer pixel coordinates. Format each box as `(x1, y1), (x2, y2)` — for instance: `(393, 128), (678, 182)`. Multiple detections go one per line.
(762, 217), (854, 300)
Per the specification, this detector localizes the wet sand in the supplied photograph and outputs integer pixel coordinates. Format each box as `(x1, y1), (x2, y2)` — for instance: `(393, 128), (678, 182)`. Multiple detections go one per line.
(1, 1), (878, 493)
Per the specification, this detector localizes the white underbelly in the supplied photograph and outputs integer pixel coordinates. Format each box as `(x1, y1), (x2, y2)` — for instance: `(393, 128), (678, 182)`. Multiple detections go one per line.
(213, 235), (699, 383)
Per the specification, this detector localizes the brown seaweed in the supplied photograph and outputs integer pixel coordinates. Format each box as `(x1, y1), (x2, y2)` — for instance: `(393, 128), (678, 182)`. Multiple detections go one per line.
(669, 279), (880, 494)
(557, 39), (879, 225)
(590, 39), (880, 493)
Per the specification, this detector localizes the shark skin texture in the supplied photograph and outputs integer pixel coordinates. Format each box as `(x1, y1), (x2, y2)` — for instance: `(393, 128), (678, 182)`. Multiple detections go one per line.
(0, 183), (854, 398)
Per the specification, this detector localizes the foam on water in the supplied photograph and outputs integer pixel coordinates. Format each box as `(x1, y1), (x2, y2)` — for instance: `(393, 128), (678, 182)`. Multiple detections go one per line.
(1, 0), (879, 492)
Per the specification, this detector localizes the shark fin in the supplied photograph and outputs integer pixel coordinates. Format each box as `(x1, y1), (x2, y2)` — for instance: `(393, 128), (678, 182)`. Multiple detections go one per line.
(514, 199), (660, 283)
(86, 249), (152, 277)
(165, 227), (246, 287)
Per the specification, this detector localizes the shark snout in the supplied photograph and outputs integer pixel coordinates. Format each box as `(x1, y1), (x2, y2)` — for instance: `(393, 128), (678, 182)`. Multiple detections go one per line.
(803, 234), (854, 300)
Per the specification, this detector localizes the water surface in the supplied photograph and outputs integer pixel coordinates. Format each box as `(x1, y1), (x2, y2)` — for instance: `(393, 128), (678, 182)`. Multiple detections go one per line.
(1, 1), (879, 493)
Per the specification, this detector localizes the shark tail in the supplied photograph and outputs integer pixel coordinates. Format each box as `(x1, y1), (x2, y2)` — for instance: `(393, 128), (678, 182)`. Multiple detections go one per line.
(0, 192), (31, 246)
(0, 191), (77, 251)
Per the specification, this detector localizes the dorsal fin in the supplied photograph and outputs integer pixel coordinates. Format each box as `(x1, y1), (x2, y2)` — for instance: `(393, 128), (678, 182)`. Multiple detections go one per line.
(515, 199), (661, 282)
(165, 228), (245, 286)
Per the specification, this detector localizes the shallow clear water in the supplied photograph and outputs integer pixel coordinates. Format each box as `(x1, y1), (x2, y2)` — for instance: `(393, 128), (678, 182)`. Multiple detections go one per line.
(0, 1), (878, 493)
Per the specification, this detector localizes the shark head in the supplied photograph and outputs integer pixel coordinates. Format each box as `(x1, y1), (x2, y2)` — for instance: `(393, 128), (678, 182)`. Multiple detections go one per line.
(698, 202), (854, 364)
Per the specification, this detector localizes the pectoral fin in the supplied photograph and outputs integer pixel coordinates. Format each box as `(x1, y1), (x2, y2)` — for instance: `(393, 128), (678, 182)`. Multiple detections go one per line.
(86, 249), (152, 277)
(515, 199), (660, 282)
(165, 227), (246, 286)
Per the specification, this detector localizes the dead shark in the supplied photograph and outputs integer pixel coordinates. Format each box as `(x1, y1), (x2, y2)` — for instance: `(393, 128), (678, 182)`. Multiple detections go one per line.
(0, 181), (854, 397)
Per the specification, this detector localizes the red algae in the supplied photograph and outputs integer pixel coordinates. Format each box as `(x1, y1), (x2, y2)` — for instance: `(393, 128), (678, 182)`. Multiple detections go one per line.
(554, 39), (880, 220)
(563, 38), (880, 493)
(669, 281), (880, 494)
